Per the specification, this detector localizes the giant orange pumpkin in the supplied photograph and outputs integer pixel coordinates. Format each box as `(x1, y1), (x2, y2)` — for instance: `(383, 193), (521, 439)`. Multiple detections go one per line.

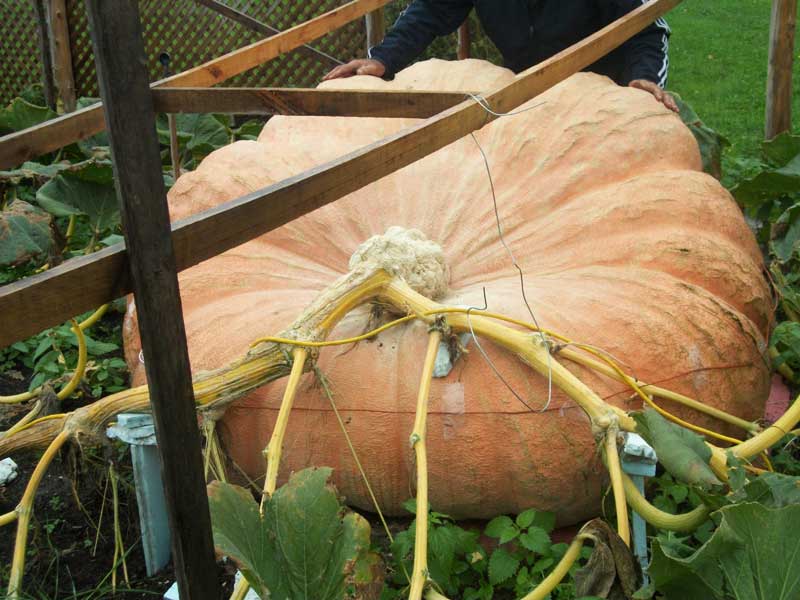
(124, 60), (771, 524)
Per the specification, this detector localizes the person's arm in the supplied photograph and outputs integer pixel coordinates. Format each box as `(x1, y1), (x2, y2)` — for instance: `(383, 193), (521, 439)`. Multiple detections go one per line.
(323, 0), (472, 81)
(607, 0), (678, 112)
(610, 0), (671, 86)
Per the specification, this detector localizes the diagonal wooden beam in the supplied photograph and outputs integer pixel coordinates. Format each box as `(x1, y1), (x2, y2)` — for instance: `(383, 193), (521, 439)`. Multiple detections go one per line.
(0, 0), (682, 349)
(0, 0), (393, 169)
(151, 87), (473, 117)
(86, 2), (217, 597)
(193, 0), (343, 68)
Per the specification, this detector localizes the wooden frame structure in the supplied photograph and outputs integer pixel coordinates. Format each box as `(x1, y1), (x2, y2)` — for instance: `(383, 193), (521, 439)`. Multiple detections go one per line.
(0, 0), (683, 596)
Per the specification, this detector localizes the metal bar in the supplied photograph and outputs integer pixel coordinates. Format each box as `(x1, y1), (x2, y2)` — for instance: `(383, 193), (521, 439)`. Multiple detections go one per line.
(193, 0), (343, 67)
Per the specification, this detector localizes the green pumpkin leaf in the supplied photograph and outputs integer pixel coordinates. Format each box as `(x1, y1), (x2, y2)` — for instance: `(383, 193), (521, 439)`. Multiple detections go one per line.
(208, 467), (380, 600)
(36, 173), (119, 235)
(674, 95), (729, 180)
(649, 502), (800, 600)
(0, 97), (57, 133)
(0, 201), (57, 267)
(762, 132), (800, 166)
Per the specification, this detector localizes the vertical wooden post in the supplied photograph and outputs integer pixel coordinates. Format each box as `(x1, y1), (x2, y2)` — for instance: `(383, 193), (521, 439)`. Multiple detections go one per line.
(457, 21), (471, 60)
(83, 1), (218, 599)
(32, 0), (57, 109)
(365, 8), (385, 53)
(49, 0), (77, 112)
(765, 0), (797, 139)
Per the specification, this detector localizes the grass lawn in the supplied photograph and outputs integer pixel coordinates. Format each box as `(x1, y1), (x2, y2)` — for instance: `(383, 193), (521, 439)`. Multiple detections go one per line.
(657, 0), (800, 156)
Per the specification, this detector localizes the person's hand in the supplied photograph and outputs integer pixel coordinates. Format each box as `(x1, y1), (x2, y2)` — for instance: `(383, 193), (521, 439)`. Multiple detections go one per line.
(628, 79), (679, 113)
(322, 59), (386, 81)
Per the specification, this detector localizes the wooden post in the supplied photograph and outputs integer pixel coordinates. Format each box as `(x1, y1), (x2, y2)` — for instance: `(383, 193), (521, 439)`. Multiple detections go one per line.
(49, 0), (76, 112)
(83, 1), (218, 598)
(765, 0), (797, 139)
(32, 0), (57, 109)
(366, 8), (385, 52)
(457, 21), (471, 60)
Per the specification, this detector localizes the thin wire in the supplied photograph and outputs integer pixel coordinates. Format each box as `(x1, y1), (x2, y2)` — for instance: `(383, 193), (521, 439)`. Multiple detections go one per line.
(470, 132), (553, 412)
(467, 93), (547, 117)
(466, 288), (538, 412)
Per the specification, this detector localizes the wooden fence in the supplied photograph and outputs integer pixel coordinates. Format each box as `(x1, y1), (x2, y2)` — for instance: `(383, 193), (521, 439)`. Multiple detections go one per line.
(0, 0), (366, 108)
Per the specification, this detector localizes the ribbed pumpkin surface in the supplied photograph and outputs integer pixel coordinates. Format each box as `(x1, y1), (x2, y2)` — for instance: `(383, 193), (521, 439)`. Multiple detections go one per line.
(123, 59), (771, 523)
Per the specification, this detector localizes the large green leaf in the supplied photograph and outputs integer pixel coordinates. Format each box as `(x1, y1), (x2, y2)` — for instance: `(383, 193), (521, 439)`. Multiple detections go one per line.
(649, 503), (800, 600)
(0, 200), (57, 267)
(762, 132), (800, 166)
(156, 113), (230, 156)
(731, 154), (800, 209)
(633, 409), (722, 489)
(0, 97), (57, 133)
(208, 467), (380, 600)
(36, 173), (119, 234)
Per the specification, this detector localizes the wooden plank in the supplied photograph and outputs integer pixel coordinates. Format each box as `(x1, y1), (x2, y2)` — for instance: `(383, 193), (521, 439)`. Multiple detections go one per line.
(457, 21), (471, 60)
(49, 0), (76, 112)
(193, 0), (343, 68)
(152, 87), (472, 117)
(84, 1), (218, 598)
(32, 0), (57, 109)
(0, 0), (681, 348)
(0, 0), (393, 169)
(365, 8), (386, 51)
(765, 0), (797, 139)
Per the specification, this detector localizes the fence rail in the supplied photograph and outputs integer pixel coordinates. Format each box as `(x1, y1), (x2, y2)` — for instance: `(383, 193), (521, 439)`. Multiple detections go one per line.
(0, 0), (366, 108)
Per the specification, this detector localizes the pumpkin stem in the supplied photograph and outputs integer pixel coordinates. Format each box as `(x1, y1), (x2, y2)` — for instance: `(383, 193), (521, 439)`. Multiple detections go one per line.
(409, 330), (442, 600)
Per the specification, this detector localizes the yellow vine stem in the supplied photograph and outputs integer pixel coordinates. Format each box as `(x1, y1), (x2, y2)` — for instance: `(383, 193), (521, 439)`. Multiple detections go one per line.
(7, 430), (70, 599)
(252, 304), (755, 440)
(604, 427), (630, 547)
(261, 347), (308, 510)
(621, 471), (709, 531)
(565, 342), (743, 446)
(557, 346), (760, 434)
(0, 511), (17, 527)
(519, 533), (592, 600)
(409, 330), (442, 600)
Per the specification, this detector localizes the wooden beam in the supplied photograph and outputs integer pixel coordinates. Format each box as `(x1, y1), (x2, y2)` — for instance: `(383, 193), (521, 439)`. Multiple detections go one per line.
(32, 0), (57, 109)
(457, 21), (471, 60)
(152, 87), (471, 117)
(365, 8), (386, 51)
(0, 0), (393, 169)
(765, 0), (797, 139)
(193, 0), (342, 68)
(49, 0), (76, 112)
(0, 0), (681, 348)
(84, 1), (218, 598)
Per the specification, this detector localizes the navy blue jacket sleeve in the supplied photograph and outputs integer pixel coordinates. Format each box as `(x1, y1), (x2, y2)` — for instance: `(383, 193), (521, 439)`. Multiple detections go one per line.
(607, 0), (671, 87)
(368, 1), (473, 77)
